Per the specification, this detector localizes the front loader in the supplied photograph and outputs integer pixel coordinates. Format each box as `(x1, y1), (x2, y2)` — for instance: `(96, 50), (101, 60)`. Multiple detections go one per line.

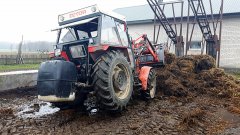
(37, 5), (165, 112)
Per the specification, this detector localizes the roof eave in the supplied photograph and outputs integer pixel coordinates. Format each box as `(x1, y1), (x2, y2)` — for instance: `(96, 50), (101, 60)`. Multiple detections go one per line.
(126, 12), (240, 25)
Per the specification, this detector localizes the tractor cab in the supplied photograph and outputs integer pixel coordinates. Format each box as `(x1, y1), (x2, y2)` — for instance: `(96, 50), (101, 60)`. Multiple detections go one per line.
(52, 5), (130, 65)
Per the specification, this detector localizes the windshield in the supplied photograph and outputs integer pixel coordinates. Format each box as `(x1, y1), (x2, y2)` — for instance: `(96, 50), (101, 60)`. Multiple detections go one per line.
(57, 17), (99, 44)
(59, 28), (77, 43)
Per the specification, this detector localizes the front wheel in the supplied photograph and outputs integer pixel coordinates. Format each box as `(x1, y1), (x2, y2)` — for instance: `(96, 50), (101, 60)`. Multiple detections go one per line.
(141, 69), (157, 100)
(92, 50), (133, 112)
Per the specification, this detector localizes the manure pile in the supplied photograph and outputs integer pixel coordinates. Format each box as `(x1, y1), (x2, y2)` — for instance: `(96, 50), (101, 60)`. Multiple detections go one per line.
(156, 53), (240, 99)
(0, 54), (240, 135)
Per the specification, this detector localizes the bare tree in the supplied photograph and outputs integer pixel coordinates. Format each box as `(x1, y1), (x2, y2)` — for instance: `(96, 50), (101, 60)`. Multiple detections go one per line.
(16, 35), (24, 64)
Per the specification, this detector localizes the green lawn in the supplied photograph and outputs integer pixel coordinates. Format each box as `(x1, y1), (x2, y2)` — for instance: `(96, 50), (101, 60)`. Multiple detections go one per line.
(0, 64), (40, 72)
(227, 72), (240, 80)
(234, 73), (240, 79)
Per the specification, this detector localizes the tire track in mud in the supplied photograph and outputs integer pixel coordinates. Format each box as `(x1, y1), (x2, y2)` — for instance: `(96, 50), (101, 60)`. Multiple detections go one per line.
(0, 88), (238, 135)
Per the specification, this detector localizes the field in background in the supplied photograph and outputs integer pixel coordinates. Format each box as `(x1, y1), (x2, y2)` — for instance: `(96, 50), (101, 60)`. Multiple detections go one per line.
(0, 52), (48, 65)
(0, 51), (50, 56)
(230, 72), (240, 79)
(0, 64), (40, 72)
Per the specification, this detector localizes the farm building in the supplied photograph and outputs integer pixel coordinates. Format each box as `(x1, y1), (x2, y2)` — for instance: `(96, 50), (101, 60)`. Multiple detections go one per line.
(115, 0), (240, 70)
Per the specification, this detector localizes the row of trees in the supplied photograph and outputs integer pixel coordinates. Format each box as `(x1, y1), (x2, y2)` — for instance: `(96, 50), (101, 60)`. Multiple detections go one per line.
(21, 41), (54, 52)
(0, 41), (54, 52)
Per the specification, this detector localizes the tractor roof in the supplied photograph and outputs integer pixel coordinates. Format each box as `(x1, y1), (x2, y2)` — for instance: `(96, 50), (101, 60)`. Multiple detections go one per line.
(58, 5), (126, 26)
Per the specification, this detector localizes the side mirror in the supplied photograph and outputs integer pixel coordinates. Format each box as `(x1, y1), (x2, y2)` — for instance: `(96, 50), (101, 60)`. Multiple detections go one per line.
(89, 38), (94, 45)
(129, 35), (133, 44)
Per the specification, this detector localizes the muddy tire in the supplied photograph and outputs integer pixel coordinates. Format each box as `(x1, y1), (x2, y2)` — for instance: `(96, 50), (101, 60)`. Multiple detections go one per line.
(92, 50), (133, 112)
(141, 69), (157, 100)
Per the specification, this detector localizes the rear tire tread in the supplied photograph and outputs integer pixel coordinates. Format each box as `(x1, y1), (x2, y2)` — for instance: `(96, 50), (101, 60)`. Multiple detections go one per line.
(91, 50), (132, 112)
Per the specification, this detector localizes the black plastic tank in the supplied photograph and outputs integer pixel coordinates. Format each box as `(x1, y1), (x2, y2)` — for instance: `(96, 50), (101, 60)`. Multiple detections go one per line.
(37, 60), (77, 98)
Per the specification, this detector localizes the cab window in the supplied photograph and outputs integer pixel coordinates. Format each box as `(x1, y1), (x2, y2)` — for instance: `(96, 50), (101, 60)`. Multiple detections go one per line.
(101, 15), (120, 45)
(58, 17), (99, 44)
(76, 30), (89, 40)
(70, 45), (86, 58)
(115, 21), (129, 46)
(59, 28), (77, 43)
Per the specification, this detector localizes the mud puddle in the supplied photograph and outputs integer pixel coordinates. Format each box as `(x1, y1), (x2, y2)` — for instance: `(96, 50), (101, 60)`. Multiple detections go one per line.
(16, 102), (60, 118)
(217, 108), (240, 125)
(217, 108), (240, 135)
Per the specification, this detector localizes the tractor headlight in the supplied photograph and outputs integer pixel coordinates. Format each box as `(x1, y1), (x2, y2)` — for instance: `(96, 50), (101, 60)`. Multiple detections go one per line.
(59, 15), (64, 22)
(91, 6), (97, 12)
(54, 49), (61, 56)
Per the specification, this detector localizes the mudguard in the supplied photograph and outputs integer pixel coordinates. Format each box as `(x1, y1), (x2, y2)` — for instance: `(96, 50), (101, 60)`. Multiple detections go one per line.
(139, 66), (152, 90)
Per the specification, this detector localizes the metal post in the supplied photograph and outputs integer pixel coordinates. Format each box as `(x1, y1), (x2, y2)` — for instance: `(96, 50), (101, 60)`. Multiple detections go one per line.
(156, 5), (165, 44)
(172, 3), (178, 36)
(180, 1), (184, 37)
(209, 0), (216, 35)
(186, 2), (190, 55)
(153, 4), (156, 44)
(218, 0), (224, 67)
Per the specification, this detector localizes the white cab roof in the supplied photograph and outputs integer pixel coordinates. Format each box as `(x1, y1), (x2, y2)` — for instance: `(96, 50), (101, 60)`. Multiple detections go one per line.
(58, 5), (126, 25)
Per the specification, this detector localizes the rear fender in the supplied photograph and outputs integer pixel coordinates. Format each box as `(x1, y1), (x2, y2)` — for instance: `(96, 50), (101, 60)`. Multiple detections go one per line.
(90, 47), (134, 69)
(139, 66), (152, 90)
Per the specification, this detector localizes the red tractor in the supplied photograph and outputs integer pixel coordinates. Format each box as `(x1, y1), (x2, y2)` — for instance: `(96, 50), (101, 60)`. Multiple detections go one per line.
(37, 5), (165, 113)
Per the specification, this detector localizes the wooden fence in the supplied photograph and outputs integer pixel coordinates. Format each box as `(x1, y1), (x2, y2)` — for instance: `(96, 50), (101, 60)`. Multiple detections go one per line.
(0, 54), (49, 65)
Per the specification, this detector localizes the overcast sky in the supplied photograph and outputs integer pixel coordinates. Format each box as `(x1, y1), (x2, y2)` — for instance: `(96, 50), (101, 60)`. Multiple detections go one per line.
(0, 0), (155, 43)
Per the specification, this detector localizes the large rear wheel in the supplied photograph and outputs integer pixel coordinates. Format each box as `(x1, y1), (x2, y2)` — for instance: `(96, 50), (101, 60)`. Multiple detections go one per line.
(92, 50), (133, 112)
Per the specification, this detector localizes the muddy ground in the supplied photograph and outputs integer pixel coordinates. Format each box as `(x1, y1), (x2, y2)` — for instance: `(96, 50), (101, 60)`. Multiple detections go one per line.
(1, 54), (240, 135)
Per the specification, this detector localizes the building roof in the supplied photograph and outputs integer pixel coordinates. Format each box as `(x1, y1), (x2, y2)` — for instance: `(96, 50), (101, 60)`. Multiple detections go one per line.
(114, 0), (240, 24)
